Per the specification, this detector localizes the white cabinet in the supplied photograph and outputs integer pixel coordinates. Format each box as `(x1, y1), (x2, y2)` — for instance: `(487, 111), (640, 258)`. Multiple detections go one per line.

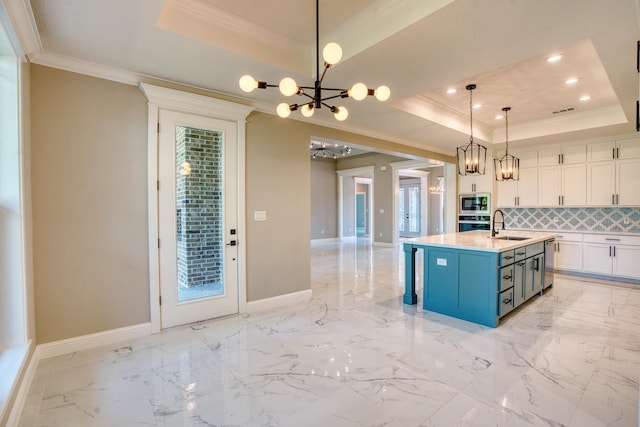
(587, 139), (640, 206)
(538, 145), (585, 166)
(583, 234), (640, 279)
(538, 163), (586, 206)
(459, 172), (492, 193)
(496, 168), (538, 207)
(555, 233), (583, 272)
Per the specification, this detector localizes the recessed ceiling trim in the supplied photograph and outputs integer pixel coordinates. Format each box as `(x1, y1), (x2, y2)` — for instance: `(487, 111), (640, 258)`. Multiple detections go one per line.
(157, 0), (311, 76)
(325, 0), (455, 64)
(493, 105), (628, 142)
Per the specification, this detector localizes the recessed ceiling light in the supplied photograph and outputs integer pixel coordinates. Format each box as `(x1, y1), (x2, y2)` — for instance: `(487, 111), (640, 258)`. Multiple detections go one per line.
(446, 88), (457, 94)
(495, 114), (504, 120)
(547, 54), (562, 63)
(473, 103), (482, 109)
(565, 78), (579, 85)
(579, 95), (591, 101)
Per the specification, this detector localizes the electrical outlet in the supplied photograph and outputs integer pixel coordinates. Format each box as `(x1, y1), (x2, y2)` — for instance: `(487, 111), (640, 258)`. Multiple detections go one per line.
(379, 232), (382, 237)
(623, 218), (631, 225)
(554, 217), (560, 223)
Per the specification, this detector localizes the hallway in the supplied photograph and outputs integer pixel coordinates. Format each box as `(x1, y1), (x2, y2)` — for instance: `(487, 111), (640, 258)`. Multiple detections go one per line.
(18, 239), (640, 426)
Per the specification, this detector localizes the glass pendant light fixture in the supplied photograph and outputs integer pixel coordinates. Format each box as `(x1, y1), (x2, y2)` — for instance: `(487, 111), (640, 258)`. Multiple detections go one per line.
(494, 107), (520, 181)
(457, 84), (487, 176)
(238, 0), (390, 121)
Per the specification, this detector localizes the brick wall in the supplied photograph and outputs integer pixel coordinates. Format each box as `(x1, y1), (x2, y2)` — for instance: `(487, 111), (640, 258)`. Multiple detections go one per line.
(176, 126), (224, 288)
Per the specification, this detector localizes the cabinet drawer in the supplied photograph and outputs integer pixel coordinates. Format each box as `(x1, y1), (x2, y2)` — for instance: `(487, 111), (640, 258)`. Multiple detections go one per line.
(583, 234), (640, 246)
(514, 246), (528, 261)
(526, 242), (544, 257)
(499, 265), (514, 291)
(498, 287), (515, 317)
(499, 250), (515, 266)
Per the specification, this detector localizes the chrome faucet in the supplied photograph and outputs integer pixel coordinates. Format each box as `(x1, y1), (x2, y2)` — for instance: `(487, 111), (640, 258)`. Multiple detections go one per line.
(492, 209), (505, 237)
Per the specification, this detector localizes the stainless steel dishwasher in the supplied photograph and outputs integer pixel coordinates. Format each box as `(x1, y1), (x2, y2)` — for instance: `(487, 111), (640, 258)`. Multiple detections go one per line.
(544, 238), (555, 289)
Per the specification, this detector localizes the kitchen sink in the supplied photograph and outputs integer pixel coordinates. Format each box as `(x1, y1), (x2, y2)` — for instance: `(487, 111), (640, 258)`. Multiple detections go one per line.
(493, 236), (531, 241)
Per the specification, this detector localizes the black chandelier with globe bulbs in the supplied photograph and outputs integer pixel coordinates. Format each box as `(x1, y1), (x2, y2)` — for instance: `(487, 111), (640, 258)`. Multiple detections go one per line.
(239, 0), (390, 121)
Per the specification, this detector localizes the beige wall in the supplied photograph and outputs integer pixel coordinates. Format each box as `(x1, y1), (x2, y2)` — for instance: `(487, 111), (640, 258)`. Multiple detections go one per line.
(31, 66), (150, 343)
(310, 158), (337, 240)
(245, 112), (312, 300)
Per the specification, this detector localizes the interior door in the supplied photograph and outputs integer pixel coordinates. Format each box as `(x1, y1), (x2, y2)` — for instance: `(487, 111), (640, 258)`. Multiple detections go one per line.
(399, 179), (421, 238)
(158, 110), (239, 329)
(356, 193), (366, 236)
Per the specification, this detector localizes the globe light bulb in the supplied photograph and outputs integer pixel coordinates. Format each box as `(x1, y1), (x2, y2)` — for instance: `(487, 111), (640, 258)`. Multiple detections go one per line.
(239, 75), (257, 92)
(322, 42), (342, 65)
(333, 106), (348, 121)
(301, 104), (314, 117)
(349, 83), (368, 101)
(375, 85), (391, 101)
(277, 103), (291, 118)
(279, 77), (298, 96)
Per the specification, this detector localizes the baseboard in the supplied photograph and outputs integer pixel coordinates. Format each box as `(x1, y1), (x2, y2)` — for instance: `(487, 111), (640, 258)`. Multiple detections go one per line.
(37, 323), (152, 360)
(246, 289), (312, 313)
(310, 237), (339, 244)
(5, 345), (39, 427)
(373, 241), (394, 247)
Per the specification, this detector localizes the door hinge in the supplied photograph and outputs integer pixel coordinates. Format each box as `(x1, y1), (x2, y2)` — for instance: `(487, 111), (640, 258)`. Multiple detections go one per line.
(157, 122), (160, 133)
(157, 180), (160, 191)
(159, 295), (162, 306)
(158, 238), (160, 249)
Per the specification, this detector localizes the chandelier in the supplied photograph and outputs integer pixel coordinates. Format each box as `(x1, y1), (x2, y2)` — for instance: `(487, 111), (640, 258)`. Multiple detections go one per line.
(457, 84), (487, 176)
(238, 0), (390, 121)
(310, 141), (351, 159)
(494, 107), (520, 181)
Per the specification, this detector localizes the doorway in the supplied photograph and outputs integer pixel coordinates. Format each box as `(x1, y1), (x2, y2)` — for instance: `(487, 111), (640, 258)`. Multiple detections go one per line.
(157, 110), (239, 329)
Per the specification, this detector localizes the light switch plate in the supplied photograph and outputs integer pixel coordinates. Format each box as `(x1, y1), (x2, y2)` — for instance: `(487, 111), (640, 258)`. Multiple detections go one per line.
(254, 211), (267, 221)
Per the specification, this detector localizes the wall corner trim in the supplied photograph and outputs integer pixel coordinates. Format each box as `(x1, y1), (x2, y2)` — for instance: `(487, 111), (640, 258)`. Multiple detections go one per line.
(246, 290), (312, 314)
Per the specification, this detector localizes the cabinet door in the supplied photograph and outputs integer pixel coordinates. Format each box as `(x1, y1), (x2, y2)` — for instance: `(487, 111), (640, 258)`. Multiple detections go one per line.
(612, 245), (640, 279)
(617, 138), (640, 159)
(582, 243), (612, 275)
(513, 261), (526, 307)
(538, 166), (561, 206)
(524, 257), (536, 301)
(496, 179), (517, 207)
(556, 241), (583, 271)
(531, 254), (544, 296)
(587, 141), (616, 162)
(562, 163), (586, 206)
(474, 172), (493, 193)
(518, 168), (538, 206)
(514, 150), (538, 169)
(617, 158), (640, 205)
(587, 161), (615, 205)
(538, 148), (561, 166)
(562, 145), (587, 164)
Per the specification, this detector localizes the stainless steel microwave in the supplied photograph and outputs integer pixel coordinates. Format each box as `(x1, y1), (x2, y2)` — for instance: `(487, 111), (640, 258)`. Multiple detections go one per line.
(459, 193), (490, 215)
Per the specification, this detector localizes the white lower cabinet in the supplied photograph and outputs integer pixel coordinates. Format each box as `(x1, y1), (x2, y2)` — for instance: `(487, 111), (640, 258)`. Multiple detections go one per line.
(582, 234), (640, 279)
(555, 233), (583, 271)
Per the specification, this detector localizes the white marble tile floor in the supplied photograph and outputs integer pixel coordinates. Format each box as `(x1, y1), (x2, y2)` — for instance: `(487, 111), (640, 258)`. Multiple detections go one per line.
(18, 239), (640, 426)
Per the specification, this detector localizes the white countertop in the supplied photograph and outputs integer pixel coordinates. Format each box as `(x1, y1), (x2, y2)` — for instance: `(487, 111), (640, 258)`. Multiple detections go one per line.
(404, 230), (556, 252)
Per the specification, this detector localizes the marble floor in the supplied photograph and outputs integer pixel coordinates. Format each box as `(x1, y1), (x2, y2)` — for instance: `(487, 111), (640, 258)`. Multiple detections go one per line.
(18, 239), (640, 426)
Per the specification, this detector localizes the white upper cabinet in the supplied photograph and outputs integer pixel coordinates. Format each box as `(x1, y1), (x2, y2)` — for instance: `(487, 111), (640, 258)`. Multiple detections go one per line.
(538, 145), (585, 166)
(587, 138), (640, 206)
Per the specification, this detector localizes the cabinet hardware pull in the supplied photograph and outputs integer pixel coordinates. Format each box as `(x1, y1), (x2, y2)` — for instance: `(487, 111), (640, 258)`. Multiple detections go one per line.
(503, 298), (512, 304)
(616, 147), (619, 159)
(516, 251), (525, 256)
(612, 194), (615, 205)
(517, 261), (525, 266)
(613, 246), (616, 257)
(609, 246), (612, 257)
(503, 275), (512, 280)
(616, 194), (619, 205)
(605, 238), (621, 241)
(504, 255), (513, 259)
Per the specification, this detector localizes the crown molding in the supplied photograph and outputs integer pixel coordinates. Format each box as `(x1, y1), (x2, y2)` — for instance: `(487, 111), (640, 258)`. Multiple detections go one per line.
(0, 0), (41, 58)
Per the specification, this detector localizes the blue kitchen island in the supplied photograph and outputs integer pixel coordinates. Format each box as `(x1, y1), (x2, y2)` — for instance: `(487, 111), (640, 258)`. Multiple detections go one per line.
(404, 230), (555, 327)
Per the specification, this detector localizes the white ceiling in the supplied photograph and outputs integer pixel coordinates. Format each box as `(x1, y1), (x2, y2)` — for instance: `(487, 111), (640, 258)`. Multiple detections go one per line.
(16, 0), (640, 156)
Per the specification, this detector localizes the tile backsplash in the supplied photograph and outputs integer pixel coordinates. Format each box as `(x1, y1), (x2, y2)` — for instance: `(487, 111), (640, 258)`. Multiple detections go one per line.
(502, 207), (640, 234)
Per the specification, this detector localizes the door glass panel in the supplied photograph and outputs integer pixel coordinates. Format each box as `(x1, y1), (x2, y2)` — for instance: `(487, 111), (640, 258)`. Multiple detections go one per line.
(409, 186), (420, 233)
(175, 126), (224, 302)
(398, 188), (405, 232)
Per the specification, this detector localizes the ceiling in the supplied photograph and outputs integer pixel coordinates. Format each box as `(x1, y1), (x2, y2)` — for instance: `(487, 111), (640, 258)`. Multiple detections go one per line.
(14, 0), (640, 156)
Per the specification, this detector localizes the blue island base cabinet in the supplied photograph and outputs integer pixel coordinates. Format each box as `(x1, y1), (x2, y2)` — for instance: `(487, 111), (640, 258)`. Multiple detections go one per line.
(423, 248), (499, 327)
(402, 230), (553, 328)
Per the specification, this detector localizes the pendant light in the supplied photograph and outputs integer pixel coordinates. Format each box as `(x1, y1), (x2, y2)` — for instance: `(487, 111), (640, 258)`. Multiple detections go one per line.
(494, 107), (520, 181)
(457, 84), (487, 176)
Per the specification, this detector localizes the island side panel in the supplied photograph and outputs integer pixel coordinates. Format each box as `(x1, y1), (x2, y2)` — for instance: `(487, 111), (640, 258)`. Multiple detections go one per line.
(403, 244), (418, 304)
(422, 246), (499, 328)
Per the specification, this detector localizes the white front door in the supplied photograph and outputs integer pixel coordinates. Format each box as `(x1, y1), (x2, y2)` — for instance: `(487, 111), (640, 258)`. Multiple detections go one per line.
(158, 110), (239, 328)
(399, 179), (421, 238)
